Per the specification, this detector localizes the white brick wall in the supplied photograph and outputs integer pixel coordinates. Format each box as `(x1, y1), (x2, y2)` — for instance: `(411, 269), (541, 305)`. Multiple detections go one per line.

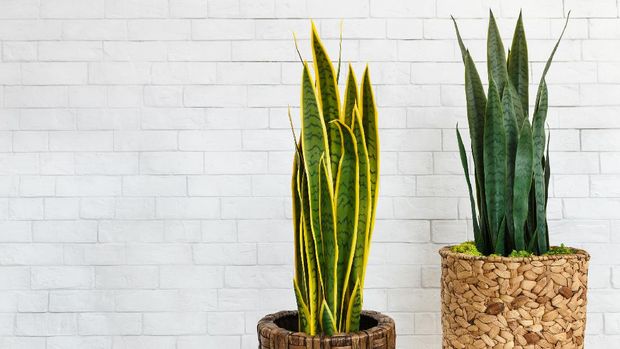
(0, 0), (618, 348)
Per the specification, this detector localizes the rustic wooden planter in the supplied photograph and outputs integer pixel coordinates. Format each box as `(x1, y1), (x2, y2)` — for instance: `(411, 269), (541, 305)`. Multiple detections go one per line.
(439, 247), (590, 349)
(257, 310), (396, 349)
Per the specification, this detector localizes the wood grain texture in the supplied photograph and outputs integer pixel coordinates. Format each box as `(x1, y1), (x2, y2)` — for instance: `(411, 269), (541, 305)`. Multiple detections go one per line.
(257, 311), (395, 349)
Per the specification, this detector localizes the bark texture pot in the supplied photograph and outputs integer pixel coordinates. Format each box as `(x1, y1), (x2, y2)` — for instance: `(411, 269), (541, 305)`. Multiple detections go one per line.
(439, 247), (590, 349)
(257, 310), (396, 349)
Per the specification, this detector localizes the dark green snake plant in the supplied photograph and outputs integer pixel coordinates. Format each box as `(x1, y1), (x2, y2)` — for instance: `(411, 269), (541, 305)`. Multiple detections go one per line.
(454, 11), (569, 256)
(291, 23), (379, 335)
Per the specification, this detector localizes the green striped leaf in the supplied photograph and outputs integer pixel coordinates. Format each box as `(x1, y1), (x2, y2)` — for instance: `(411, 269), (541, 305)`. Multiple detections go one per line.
(502, 85), (519, 250)
(535, 13), (569, 106)
(328, 121), (343, 185)
(299, 163), (319, 333)
(311, 22), (341, 178)
(360, 67), (379, 246)
(456, 126), (483, 252)
(345, 278), (362, 332)
(300, 61), (330, 277)
(331, 121), (359, 326)
(320, 300), (337, 336)
(318, 155), (338, 317)
(487, 10), (509, 94)
(294, 279), (312, 334)
(350, 108), (371, 290)
(513, 120), (534, 251)
(508, 12), (529, 118)
(343, 64), (358, 126)
(483, 77), (507, 254)
(453, 17), (491, 252)
(292, 152), (307, 303)
(532, 81), (549, 254)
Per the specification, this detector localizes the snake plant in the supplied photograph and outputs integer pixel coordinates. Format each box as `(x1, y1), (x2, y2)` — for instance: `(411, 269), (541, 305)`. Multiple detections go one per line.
(291, 23), (379, 335)
(453, 11), (568, 256)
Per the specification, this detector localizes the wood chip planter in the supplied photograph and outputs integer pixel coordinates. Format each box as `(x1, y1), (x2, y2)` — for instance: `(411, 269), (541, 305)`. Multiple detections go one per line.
(439, 247), (590, 349)
(257, 310), (396, 349)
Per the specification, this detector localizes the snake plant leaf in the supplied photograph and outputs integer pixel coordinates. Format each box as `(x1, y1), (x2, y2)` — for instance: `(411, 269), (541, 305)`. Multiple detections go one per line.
(507, 12), (529, 117)
(331, 121), (359, 325)
(318, 155), (338, 318)
(328, 121), (343, 186)
(483, 77), (507, 251)
(292, 152), (304, 293)
(301, 61), (330, 286)
(299, 164), (319, 332)
(532, 80), (549, 254)
(452, 17), (490, 252)
(345, 278), (362, 332)
(544, 134), (551, 208)
(535, 13), (569, 105)
(513, 120), (534, 251)
(360, 67), (379, 242)
(321, 300), (337, 336)
(453, 12), (565, 256)
(544, 134), (551, 249)
(451, 15), (467, 60)
(294, 279), (312, 334)
(502, 86), (519, 244)
(291, 24), (379, 334)
(487, 10), (509, 94)
(311, 22), (342, 177)
(456, 126), (484, 251)
(343, 64), (358, 126)
(350, 108), (371, 289)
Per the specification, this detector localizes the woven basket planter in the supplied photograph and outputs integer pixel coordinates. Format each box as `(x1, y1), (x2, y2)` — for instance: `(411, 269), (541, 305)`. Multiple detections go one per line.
(439, 247), (590, 349)
(257, 310), (396, 349)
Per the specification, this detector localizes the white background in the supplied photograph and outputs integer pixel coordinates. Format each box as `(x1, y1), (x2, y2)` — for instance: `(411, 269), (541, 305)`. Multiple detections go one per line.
(0, 0), (618, 348)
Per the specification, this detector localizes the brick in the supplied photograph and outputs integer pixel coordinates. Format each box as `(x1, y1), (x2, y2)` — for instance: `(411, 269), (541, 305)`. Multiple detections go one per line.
(115, 289), (217, 312)
(192, 19), (254, 40)
(62, 20), (126, 40)
(49, 290), (114, 312)
(144, 313), (207, 335)
(160, 266), (223, 288)
(193, 243), (256, 265)
(16, 313), (76, 336)
(152, 62), (216, 84)
(170, 0), (207, 18)
(78, 313), (141, 335)
(128, 20), (190, 40)
(40, 0), (103, 18)
(32, 220), (98, 242)
(112, 336), (176, 349)
(56, 176), (121, 196)
(126, 244), (192, 265)
(103, 41), (167, 61)
(47, 337), (111, 349)
(140, 152), (203, 174)
(184, 86), (246, 107)
(5, 86), (67, 108)
(95, 266), (158, 289)
(105, 0), (168, 18)
(31, 266), (93, 289)
(207, 312), (244, 335)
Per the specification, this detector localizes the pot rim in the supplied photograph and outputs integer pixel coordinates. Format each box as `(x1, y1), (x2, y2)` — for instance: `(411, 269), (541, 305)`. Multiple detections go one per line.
(257, 310), (395, 339)
(439, 245), (590, 262)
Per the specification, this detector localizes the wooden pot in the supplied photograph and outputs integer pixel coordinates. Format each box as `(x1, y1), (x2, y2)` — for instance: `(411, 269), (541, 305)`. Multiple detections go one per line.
(257, 310), (396, 349)
(439, 247), (590, 349)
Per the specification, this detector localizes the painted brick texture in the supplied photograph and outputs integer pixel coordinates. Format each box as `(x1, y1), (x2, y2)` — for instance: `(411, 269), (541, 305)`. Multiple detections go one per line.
(0, 0), (618, 348)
